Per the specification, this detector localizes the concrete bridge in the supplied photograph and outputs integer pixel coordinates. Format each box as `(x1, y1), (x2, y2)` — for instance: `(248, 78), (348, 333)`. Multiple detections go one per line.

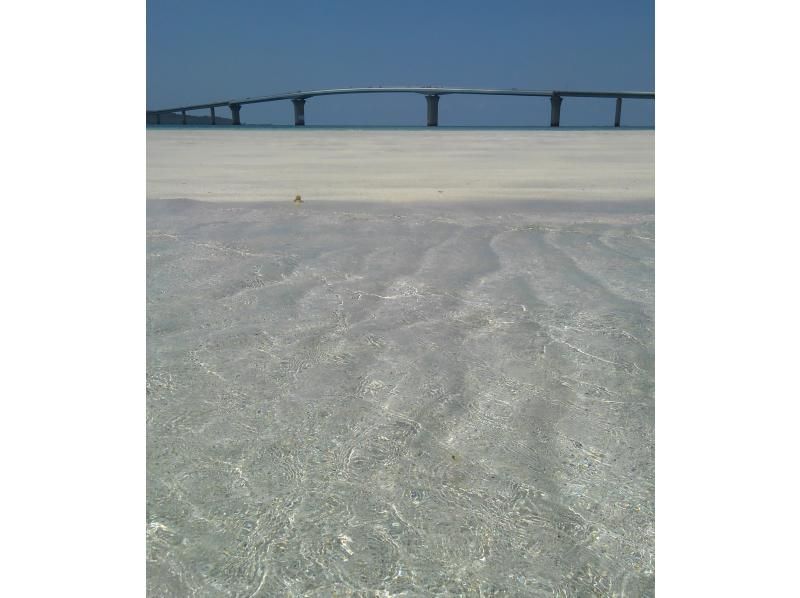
(148, 87), (654, 128)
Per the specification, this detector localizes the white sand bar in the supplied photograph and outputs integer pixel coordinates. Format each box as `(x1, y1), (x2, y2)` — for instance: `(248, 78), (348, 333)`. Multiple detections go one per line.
(147, 129), (654, 202)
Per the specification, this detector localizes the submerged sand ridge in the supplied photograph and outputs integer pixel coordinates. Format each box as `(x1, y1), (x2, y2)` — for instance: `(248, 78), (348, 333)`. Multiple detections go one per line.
(146, 129), (654, 203)
(147, 199), (654, 595)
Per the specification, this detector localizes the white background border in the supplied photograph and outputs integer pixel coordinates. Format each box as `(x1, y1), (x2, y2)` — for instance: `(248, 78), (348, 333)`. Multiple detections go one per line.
(4, 1), (144, 594)
(657, 1), (799, 595)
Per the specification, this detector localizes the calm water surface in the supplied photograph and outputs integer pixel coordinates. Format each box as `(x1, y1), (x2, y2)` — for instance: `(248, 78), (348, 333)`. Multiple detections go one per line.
(147, 199), (654, 596)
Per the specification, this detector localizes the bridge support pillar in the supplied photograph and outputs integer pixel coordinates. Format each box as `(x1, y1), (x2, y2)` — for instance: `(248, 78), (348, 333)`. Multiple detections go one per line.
(210, 106), (216, 125)
(614, 97), (622, 127)
(292, 99), (306, 126)
(426, 95), (440, 126)
(230, 103), (241, 125)
(550, 94), (563, 127)
(181, 110), (187, 125)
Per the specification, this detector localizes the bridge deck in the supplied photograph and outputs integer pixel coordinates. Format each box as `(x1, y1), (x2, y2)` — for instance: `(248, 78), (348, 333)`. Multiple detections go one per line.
(150, 87), (655, 114)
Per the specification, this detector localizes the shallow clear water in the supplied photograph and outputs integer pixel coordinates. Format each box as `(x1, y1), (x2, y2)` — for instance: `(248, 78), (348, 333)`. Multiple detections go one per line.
(147, 199), (654, 596)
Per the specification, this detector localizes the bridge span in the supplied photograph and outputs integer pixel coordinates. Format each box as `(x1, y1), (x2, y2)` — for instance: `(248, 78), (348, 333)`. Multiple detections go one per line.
(148, 87), (654, 128)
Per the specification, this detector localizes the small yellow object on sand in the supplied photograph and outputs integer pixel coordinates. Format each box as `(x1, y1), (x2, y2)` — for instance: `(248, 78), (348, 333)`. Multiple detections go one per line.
(294, 195), (303, 203)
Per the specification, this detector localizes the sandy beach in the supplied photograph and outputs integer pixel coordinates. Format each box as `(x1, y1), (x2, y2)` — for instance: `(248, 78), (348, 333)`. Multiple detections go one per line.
(147, 130), (654, 595)
(147, 129), (654, 203)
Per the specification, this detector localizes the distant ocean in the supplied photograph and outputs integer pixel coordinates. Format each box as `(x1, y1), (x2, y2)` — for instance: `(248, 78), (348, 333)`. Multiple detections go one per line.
(147, 124), (655, 131)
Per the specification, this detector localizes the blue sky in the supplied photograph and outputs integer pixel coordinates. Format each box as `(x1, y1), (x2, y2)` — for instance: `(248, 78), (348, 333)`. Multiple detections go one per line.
(147, 0), (654, 126)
